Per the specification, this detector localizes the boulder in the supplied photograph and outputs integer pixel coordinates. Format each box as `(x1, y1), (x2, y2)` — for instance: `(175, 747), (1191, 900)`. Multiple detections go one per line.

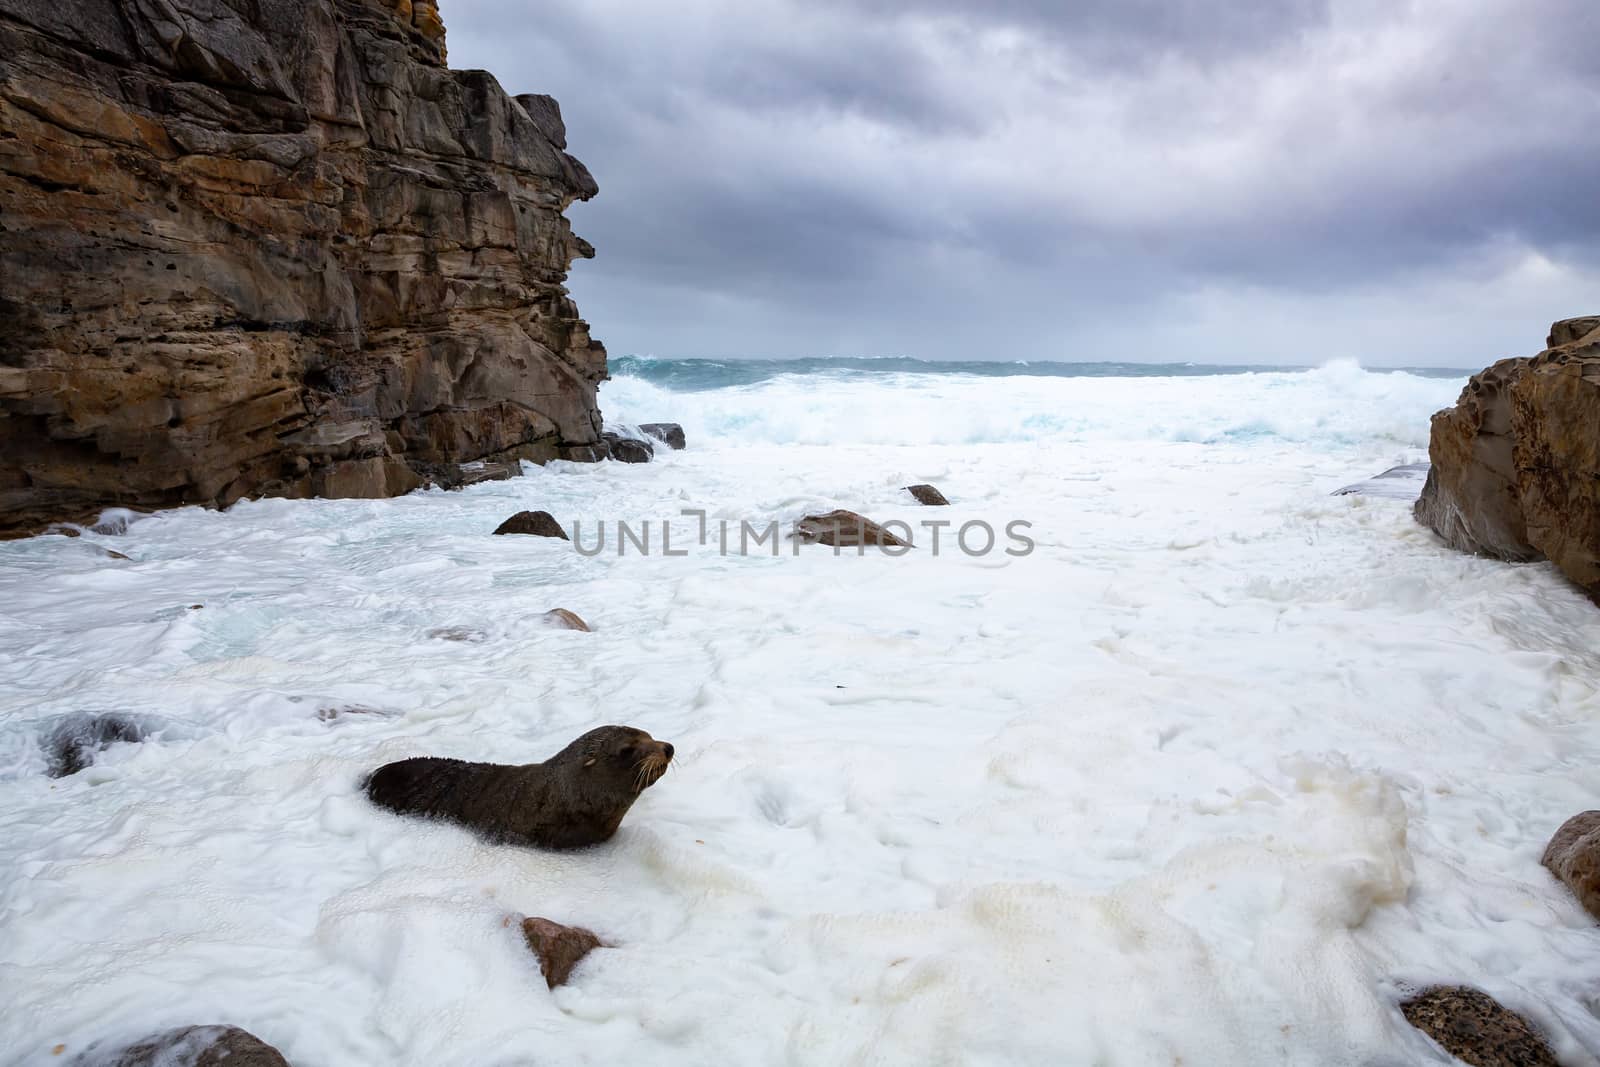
(793, 509), (913, 549)
(493, 511), (569, 539)
(639, 423), (688, 450)
(542, 609), (590, 631)
(519, 916), (602, 989)
(1399, 987), (1557, 1067)
(0, 0), (609, 536)
(904, 484), (949, 506)
(68, 1025), (290, 1066)
(1541, 810), (1600, 920)
(1415, 317), (1600, 603)
(601, 432), (654, 464)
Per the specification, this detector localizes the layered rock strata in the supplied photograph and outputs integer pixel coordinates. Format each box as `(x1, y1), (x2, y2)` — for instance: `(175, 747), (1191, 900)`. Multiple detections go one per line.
(1414, 317), (1600, 603)
(0, 0), (606, 533)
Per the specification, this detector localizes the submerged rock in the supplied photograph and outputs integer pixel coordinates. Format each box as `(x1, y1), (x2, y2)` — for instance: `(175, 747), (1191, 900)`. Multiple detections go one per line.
(1399, 987), (1557, 1067)
(427, 626), (488, 643)
(1332, 463), (1430, 500)
(316, 705), (396, 724)
(1542, 810), (1600, 921)
(0, 0), (608, 535)
(542, 609), (590, 632)
(68, 1024), (290, 1066)
(42, 713), (156, 778)
(1415, 316), (1600, 603)
(904, 484), (950, 506)
(793, 509), (913, 549)
(493, 511), (569, 539)
(518, 915), (602, 989)
(639, 423), (688, 450)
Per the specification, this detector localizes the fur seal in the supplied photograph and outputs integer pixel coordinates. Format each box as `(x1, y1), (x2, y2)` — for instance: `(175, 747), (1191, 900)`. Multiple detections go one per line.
(364, 725), (673, 849)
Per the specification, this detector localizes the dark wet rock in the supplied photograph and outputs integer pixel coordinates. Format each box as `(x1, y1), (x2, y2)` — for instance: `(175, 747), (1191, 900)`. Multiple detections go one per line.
(905, 484), (950, 506)
(493, 511), (568, 539)
(1542, 810), (1600, 921)
(793, 509), (913, 549)
(43, 713), (155, 778)
(542, 609), (590, 632)
(639, 423), (687, 450)
(601, 432), (653, 464)
(518, 915), (602, 988)
(1399, 987), (1557, 1067)
(1415, 316), (1600, 603)
(68, 1024), (289, 1066)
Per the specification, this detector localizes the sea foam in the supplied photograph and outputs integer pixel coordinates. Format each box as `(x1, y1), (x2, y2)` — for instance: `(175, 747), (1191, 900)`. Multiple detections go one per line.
(3, 362), (1598, 1065)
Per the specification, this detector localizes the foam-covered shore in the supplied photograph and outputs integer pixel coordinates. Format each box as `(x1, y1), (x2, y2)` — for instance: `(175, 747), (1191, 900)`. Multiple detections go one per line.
(3, 365), (1600, 1064)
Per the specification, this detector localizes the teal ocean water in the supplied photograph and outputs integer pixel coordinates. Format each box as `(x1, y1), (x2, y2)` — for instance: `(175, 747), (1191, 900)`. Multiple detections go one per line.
(608, 355), (1474, 391)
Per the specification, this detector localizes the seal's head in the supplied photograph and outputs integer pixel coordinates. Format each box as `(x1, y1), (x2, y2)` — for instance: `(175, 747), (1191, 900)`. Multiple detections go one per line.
(568, 725), (674, 794)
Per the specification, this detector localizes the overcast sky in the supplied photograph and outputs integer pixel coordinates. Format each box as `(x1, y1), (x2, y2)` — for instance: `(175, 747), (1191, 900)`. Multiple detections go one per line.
(447, 0), (1598, 366)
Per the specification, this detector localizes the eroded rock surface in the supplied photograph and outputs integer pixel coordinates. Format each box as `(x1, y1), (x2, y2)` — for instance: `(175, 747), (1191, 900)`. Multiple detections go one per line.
(1415, 317), (1600, 603)
(0, 0), (607, 535)
(1399, 987), (1558, 1067)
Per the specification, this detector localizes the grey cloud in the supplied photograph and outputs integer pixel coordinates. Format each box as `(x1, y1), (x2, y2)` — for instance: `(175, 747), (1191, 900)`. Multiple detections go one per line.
(447, 0), (1600, 365)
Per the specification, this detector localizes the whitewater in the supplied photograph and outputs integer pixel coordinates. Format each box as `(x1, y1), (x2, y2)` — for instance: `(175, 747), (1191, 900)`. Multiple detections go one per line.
(3, 361), (1600, 1065)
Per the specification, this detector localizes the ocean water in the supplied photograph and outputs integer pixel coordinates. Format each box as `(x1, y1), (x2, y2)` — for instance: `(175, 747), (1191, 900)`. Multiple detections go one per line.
(3, 360), (1600, 1066)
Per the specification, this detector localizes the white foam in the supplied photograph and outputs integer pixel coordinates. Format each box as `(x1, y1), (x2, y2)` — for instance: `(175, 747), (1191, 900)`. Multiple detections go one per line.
(3, 367), (1599, 1065)
(599, 362), (1463, 451)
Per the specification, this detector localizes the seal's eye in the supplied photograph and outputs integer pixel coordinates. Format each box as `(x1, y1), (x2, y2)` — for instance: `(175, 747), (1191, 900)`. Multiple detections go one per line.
(618, 744), (638, 760)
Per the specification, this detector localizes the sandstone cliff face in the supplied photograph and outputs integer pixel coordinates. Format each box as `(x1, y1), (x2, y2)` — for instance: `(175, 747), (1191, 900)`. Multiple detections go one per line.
(0, 0), (606, 534)
(1414, 317), (1600, 603)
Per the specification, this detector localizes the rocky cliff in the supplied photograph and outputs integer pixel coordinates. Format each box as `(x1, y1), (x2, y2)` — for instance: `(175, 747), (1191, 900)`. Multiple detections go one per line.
(1415, 316), (1600, 604)
(0, 0), (606, 534)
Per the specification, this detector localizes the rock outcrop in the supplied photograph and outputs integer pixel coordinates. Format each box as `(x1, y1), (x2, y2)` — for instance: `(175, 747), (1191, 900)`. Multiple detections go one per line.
(1414, 317), (1600, 603)
(1542, 810), (1600, 921)
(0, 0), (606, 535)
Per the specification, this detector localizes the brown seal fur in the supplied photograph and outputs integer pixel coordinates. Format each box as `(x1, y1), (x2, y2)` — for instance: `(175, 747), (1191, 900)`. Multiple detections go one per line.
(365, 725), (673, 849)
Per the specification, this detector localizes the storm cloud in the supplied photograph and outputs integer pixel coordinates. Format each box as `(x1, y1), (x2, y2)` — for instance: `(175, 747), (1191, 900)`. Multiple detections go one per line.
(447, 0), (1600, 365)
